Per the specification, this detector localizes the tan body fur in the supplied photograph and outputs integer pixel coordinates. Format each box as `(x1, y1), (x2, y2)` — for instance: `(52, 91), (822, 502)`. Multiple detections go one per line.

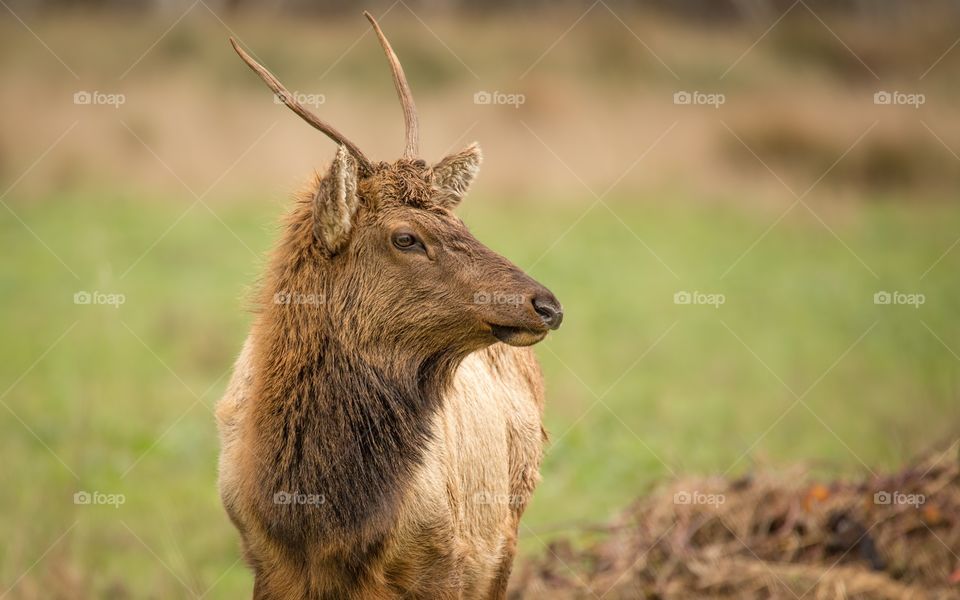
(217, 338), (546, 598)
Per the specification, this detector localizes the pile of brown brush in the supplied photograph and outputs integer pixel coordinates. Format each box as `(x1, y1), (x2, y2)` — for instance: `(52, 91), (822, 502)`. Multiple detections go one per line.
(511, 443), (960, 599)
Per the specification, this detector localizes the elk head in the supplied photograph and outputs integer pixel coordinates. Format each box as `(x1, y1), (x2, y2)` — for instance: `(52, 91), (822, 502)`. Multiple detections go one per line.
(232, 13), (561, 366)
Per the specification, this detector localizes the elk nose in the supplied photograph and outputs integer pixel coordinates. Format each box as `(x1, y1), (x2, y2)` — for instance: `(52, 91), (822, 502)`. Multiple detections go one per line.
(532, 294), (563, 330)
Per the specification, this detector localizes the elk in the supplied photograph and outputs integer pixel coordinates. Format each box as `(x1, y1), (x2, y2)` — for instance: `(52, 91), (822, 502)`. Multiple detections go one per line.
(216, 13), (562, 599)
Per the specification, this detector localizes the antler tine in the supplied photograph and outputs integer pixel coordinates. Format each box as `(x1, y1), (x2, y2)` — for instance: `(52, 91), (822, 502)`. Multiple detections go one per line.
(229, 38), (373, 174)
(364, 11), (420, 159)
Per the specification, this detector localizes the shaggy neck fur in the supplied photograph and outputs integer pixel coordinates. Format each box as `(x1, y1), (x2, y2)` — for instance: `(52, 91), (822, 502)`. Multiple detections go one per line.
(243, 191), (465, 561)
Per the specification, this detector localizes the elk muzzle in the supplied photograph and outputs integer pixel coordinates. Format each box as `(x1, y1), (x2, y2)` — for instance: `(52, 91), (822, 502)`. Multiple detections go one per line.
(483, 278), (563, 347)
(532, 293), (564, 330)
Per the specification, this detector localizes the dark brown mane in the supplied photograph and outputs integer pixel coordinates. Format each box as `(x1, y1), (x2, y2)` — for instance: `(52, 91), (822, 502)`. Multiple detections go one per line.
(241, 167), (474, 567)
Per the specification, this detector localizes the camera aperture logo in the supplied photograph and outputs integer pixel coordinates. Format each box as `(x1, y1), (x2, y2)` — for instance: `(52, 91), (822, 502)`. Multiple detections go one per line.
(673, 490), (725, 507)
(73, 90), (125, 108)
(74, 290), (125, 308)
(473, 291), (525, 307)
(473, 491), (524, 508)
(674, 290), (725, 308)
(873, 90), (925, 108)
(273, 290), (325, 306)
(673, 90), (725, 108)
(874, 490), (924, 508)
(873, 290), (924, 308)
(273, 491), (325, 506)
(274, 91), (325, 108)
(473, 90), (525, 108)
(74, 490), (125, 508)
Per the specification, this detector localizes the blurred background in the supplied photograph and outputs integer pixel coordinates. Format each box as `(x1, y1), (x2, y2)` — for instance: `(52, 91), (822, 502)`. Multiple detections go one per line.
(2, 0), (959, 597)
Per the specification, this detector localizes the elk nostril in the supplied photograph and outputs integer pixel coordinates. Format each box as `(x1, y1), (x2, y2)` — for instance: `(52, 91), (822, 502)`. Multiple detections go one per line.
(532, 296), (563, 330)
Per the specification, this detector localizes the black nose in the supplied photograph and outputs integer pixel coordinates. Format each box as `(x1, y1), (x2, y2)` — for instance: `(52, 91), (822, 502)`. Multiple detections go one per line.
(532, 295), (563, 330)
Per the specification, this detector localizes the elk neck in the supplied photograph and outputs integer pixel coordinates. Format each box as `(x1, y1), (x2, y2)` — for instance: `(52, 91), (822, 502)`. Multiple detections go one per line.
(242, 200), (468, 549)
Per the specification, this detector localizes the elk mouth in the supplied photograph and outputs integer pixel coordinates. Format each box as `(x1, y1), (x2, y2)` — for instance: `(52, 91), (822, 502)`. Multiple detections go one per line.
(488, 323), (550, 347)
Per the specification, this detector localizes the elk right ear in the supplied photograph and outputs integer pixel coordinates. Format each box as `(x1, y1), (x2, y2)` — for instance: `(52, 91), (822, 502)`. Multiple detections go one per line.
(430, 142), (482, 207)
(313, 145), (359, 254)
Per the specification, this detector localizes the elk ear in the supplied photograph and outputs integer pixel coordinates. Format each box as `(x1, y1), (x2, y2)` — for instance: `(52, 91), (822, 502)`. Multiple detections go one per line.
(313, 145), (359, 254)
(430, 142), (482, 207)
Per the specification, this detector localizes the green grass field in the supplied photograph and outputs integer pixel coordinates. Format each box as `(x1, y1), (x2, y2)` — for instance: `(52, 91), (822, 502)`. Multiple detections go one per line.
(2, 188), (958, 597)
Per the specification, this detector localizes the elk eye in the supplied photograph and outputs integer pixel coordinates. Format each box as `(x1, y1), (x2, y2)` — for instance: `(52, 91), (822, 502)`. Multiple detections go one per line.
(392, 231), (422, 251)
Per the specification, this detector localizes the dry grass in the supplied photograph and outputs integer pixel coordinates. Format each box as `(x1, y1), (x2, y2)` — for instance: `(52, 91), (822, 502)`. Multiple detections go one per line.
(511, 443), (960, 599)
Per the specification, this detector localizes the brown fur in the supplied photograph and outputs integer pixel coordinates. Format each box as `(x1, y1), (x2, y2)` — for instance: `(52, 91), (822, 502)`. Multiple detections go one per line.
(216, 154), (561, 599)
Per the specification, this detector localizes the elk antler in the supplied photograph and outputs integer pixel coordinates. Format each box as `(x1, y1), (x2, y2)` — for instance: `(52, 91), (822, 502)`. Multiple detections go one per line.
(364, 11), (420, 159)
(229, 37), (374, 174)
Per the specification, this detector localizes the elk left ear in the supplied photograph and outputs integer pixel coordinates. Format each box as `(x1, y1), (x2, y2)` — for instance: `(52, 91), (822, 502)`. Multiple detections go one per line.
(429, 142), (482, 207)
(313, 145), (359, 254)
